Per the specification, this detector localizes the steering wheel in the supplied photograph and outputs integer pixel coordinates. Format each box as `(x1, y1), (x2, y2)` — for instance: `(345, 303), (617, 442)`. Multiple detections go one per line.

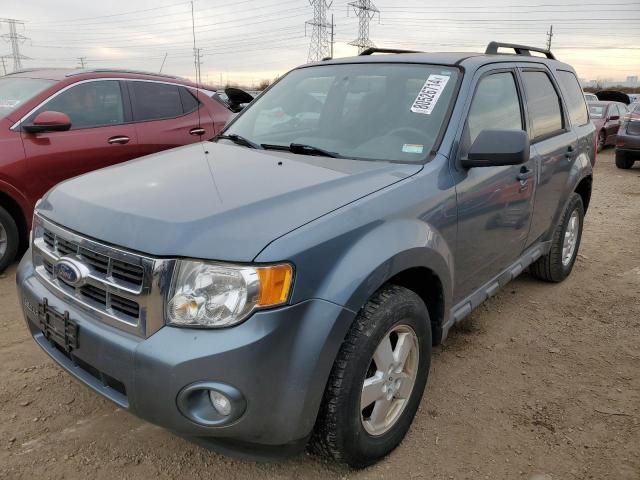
(386, 126), (425, 140)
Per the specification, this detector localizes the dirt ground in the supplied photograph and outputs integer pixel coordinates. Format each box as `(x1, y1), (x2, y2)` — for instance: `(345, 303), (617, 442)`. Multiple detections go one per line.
(0, 149), (638, 480)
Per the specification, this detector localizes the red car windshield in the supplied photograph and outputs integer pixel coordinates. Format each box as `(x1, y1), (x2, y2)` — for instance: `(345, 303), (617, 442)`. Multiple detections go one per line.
(0, 77), (55, 118)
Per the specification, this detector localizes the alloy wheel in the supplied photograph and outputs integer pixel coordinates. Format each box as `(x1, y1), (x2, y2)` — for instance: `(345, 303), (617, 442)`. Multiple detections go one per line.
(360, 324), (419, 436)
(562, 210), (580, 266)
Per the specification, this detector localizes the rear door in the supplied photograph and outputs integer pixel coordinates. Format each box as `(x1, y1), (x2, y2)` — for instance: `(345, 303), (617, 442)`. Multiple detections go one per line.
(519, 67), (578, 245)
(21, 79), (139, 201)
(127, 81), (214, 157)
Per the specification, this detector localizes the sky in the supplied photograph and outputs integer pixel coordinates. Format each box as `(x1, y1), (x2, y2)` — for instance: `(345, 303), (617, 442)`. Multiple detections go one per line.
(1, 0), (639, 87)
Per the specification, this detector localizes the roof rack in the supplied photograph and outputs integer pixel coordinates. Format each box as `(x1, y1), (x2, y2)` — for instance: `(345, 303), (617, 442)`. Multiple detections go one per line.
(65, 68), (180, 79)
(485, 41), (556, 60)
(359, 47), (422, 56)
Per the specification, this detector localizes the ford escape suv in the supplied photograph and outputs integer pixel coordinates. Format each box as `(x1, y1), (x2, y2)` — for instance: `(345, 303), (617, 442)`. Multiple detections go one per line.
(17, 43), (594, 468)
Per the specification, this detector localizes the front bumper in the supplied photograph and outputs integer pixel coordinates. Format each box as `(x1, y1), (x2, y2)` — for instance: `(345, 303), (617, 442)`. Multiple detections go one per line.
(17, 252), (354, 450)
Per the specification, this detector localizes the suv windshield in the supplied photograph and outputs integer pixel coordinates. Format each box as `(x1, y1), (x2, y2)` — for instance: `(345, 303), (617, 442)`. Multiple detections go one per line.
(0, 77), (56, 118)
(223, 63), (459, 162)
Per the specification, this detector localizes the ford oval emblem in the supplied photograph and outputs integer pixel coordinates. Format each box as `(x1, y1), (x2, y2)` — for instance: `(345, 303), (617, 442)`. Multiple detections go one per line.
(53, 258), (86, 287)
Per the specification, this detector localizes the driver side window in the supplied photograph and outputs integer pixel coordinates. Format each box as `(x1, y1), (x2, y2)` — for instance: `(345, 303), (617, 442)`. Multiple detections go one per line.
(28, 80), (124, 130)
(464, 72), (523, 152)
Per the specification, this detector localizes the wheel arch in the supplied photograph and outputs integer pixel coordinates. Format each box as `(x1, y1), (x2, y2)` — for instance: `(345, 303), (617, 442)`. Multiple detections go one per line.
(574, 175), (593, 212)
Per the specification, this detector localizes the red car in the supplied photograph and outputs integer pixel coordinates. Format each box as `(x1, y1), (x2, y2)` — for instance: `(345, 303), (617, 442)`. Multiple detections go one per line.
(588, 100), (629, 152)
(0, 68), (239, 271)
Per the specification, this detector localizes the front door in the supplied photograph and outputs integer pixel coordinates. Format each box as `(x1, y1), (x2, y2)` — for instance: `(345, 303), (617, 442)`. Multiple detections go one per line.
(21, 79), (139, 201)
(453, 69), (536, 301)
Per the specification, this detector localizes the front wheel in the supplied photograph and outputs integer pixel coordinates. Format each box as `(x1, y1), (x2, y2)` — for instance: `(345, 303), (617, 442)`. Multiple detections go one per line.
(0, 206), (19, 273)
(311, 285), (431, 468)
(530, 193), (584, 282)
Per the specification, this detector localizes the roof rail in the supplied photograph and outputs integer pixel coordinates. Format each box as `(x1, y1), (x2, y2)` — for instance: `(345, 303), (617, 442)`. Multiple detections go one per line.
(485, 41), (556, 60)
(359, 47), (422, 56)
(65, 68), (180, 79)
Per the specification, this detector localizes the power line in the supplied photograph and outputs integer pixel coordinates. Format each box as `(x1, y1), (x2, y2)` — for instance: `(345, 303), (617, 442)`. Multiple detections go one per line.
(306, 0), (333, 62)
(348, 0), (380, 53)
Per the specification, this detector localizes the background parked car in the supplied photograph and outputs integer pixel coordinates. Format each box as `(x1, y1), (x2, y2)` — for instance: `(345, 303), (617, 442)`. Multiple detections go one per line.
(584, 92), (598, 102)
(588, 101), (628, 152)
(615, 102), (640, 169)
(0, 68), (239, 272)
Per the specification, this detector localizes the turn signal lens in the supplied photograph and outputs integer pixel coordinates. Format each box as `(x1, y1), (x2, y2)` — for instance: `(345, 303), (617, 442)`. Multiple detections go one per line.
(256, 264), (293, 306)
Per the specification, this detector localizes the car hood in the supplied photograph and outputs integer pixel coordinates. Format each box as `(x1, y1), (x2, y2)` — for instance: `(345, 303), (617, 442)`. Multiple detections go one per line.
(38, 142), (421, 261)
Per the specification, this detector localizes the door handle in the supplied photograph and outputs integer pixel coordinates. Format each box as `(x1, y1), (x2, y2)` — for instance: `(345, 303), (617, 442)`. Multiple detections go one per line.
(189, 127), (206, 136)
(108, 136), (130, 145)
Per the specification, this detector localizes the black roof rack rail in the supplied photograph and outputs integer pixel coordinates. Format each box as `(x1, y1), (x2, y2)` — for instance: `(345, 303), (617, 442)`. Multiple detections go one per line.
(485, 41), (556, 60)
(359, 47), (422, 56)
(65, 68), (180, 79)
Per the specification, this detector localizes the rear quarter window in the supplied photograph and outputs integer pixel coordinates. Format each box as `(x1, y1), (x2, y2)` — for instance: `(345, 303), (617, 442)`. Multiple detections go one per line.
(556, 70), (589, 126)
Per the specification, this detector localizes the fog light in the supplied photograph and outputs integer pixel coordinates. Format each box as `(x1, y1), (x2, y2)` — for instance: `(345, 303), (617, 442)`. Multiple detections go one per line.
(209, 390), (232, 416)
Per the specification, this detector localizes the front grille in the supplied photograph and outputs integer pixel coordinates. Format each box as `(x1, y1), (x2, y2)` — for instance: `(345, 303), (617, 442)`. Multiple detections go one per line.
(32, 215), (172, 337)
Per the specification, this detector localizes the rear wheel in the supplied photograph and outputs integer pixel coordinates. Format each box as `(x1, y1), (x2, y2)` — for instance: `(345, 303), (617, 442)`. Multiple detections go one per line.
(311, 284), (431, 468)
(530, 193), (584, 282)
(615, 150), (635, 169)
(0, 206), (19, 273)
(597, 130), (606, 152)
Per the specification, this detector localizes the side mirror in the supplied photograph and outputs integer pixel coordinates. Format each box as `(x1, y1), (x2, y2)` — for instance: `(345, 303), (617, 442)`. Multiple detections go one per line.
(224, 87), (254, 113)
(23, 111), (72, 134)
(608, 115), (620, 121)
(462, 129), (530, 168)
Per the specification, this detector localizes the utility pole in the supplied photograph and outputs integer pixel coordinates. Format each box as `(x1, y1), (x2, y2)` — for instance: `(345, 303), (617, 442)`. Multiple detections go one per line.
(159, 52), (168, 73)
(348, 0), (379, 54)
(330, 14), (335, 59)
(0, 56), (7, 76)
(193, 47), (203, 84)
(77, 56), (87, 69)
(546, 24), (554, 51)
(0, 18), (29, 72)
(305, 0), (332, 62)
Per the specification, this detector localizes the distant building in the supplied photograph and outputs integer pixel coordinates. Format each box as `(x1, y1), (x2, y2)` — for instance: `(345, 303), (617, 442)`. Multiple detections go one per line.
(626, 76), (639, 87)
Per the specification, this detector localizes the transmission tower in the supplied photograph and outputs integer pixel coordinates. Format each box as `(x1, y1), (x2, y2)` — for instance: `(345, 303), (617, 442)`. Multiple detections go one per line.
(546, 24), (554, 51)
(0, 18), (29, 72)
(348, 0), (379, 53)
(306, 1), (332, 63)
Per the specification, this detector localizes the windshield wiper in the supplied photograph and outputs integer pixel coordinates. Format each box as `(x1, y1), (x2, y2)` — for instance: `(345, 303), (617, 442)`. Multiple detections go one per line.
(261, 142), (340, 158)
(214, 133), (261, 149)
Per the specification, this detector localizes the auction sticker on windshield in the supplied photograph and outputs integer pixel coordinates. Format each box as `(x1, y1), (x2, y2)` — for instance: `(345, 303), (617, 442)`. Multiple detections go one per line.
(410, 74), (450, 115)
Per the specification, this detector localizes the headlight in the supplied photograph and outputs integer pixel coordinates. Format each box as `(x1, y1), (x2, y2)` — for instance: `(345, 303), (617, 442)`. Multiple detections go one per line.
(166, 260), (293, 328)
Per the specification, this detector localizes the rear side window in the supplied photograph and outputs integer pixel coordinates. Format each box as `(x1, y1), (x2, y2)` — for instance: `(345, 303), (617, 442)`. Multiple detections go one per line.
(556, 70), (589, 126)
(29, 80), (124, 130)
(131, 82), (184, 121)
(521, 71), (564, 140)
(466, 72), (523, 145)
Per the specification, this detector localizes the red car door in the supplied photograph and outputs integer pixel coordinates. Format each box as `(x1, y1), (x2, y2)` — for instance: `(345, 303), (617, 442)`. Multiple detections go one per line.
(20, 79), (139, 201)
(127, 81), (214, 157)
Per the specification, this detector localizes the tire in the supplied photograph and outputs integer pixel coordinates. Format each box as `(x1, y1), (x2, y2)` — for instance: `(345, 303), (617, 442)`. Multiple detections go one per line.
(0, 206), (19, 274)
(311, 284), (432, 468)
(597, 130), (606, 153)
(615, 151), (635, 169)
(530, 193), (584, 283)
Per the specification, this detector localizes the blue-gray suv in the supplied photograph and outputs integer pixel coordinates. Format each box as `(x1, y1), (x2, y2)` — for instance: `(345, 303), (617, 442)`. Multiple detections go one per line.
(17, 42), (595, 467)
